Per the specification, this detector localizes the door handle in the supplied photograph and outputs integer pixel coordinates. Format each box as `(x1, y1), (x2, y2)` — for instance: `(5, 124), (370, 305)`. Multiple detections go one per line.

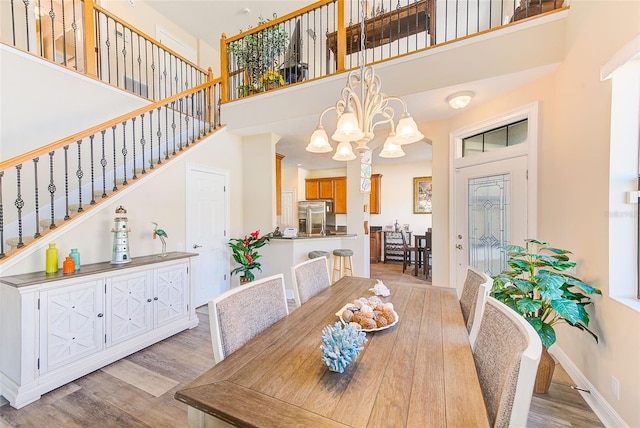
(456, 244), (463, 250)
(193, 244), (203, 249)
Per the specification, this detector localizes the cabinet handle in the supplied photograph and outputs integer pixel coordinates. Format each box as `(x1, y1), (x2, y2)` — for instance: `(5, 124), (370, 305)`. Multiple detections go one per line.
(154, 297), (159, 301)
(97, 313), (103, 318)
(147, 298), (153, 302)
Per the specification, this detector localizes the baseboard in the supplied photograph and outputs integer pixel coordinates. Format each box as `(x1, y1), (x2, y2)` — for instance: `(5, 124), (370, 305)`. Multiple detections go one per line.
(549, 345), (629, 428)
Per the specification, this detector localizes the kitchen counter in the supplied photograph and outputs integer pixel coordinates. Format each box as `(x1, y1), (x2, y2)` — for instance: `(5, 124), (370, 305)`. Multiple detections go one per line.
(270, 234), (356, 241)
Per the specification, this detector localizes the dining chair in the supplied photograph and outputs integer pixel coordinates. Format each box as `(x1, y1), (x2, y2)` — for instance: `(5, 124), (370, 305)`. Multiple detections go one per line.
(291, 256), (331, 307)
(422, 230), (432, 279)
(473, 297), (542, 428)
(400, 229), (417, 273)
(208, 274), (289, 364)
(459, 267), (492, 349)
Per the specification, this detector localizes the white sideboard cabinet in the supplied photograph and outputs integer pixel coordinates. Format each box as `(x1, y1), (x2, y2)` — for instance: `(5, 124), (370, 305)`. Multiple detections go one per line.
(0, 252), (198, 409)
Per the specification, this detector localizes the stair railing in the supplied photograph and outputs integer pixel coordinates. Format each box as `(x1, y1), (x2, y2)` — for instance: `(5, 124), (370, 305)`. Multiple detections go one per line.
(1, 0), (209, 101)
(0, 76), (222, 261)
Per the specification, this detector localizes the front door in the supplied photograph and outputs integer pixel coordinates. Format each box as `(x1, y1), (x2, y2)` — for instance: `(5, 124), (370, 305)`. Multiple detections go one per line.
(187, 166), (228, 307)
(454, 156), (528, 294)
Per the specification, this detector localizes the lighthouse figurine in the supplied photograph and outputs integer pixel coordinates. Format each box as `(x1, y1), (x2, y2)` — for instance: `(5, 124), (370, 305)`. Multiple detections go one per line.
(111, 205), (131, 264)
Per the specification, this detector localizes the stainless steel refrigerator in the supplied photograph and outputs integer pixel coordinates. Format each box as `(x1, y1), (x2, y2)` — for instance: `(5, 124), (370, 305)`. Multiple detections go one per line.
(297, 200), (335, 237)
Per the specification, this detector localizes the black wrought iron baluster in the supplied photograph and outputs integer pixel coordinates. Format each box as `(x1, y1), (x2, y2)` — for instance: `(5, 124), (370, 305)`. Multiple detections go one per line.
(122, 24), (128, 91)
(90, 134), (96, 204)
(105, 17), (112, 84)
(146, 109), (152, 172)
(191, 93), (195, 141)
(151, 44), (156, 100)
(38, 0), (44, 56)
(61, 0), (67, 66)
(163, 50), (168, 99)
(181, 97), (188, 148)
(100, 130), (107, 198)
(10, 0), (16, 46)
(155, 106), (162, 167)
(137, 114), (144, 177)
(164, 104), (169, 161)
(63, 145), (70, 220)
(48, 151), (56, 228)
(71, 0), (78, 70)
(171, 101), (177, 153)
(14, 164), (24, 248)
(131, 117), (137, 179)
(111, 125), (118, 191)
(121, 122), (128, 186)
(144, 39), (150, 99)
(48, 0), (56, 62)
(131, 29), (136, 93)
(22, 0), (31, 52)
(195, 90), (202, 138)
(169, 53), (174, 96)
(33, 157), (41, 238)
(115, 21), (120, 88)
(0, 171), (4, 258)
(76, 139), (84, 212)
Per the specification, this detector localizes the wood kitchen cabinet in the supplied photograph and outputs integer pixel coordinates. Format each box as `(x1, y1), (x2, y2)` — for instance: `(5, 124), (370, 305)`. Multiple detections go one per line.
(370, 230), (382, 263)
(305, 176), (348, 214)
(276, 153), (284, 215)
(370, 174), (382, 214)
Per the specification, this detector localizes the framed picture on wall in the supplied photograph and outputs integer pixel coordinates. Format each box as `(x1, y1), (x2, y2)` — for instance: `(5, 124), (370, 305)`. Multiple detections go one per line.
(413, 176), (432, 214)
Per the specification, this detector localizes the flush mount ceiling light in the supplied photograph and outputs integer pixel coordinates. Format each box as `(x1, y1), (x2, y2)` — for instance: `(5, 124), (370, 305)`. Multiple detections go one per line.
(446, 91), (474, 109)
(305, 1), (424, 193)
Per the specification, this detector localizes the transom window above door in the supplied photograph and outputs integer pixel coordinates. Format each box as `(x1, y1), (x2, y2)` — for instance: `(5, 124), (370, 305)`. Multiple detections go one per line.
(462, 119), (528, 157)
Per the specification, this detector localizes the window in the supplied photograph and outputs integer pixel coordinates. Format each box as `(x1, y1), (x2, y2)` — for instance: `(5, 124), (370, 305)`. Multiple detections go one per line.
(462, 119), (527, 157)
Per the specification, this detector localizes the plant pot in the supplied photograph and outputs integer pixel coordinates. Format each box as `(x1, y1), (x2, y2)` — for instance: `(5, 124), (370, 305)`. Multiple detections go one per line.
(239, 276), (252, 285)
(533, 346), (555, 394)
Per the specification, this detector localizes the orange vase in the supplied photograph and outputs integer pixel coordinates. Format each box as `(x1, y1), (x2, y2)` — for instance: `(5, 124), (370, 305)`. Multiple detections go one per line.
(62, 256), (75, 274)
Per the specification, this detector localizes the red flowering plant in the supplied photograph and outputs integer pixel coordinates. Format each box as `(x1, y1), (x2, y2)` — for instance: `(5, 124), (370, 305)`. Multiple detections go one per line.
(228, 230), (271, 281)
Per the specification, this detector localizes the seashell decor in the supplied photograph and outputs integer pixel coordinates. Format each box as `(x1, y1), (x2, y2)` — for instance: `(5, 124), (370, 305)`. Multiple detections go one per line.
(320, 321), (367, 373)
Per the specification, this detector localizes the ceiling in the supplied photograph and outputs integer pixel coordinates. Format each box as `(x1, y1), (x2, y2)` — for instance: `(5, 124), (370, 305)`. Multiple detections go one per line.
(144, 1), (565, 169)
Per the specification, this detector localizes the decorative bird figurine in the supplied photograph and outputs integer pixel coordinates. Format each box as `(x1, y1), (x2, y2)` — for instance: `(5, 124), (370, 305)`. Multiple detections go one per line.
(152, 222), (168, 257)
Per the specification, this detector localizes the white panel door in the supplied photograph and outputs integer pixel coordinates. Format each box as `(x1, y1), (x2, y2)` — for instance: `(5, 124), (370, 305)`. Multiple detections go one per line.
(39, 279), (104, 373)
(106, 270), (153, 346)
(187, 167), (228, 307)
(454, 156), (528, 295)
(154, 263), (188, 327)
(281, 189), (295, 227)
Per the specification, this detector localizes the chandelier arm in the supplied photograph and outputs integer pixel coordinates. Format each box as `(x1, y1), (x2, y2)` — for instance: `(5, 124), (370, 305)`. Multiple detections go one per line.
(383, 95), (410, 114)
(317, 106), (337, 126)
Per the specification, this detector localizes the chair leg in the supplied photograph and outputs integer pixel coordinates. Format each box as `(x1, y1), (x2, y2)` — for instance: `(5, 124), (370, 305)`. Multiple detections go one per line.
(344, 256), (354, 277)
(332, 255), (341, 283)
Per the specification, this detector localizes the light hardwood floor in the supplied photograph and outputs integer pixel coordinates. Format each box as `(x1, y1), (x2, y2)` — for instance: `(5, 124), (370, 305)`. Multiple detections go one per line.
(0, 262), (604, 427)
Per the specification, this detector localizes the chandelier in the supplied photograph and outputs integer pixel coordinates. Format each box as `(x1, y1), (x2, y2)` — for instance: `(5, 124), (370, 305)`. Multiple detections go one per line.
(305, 1), (424, 193)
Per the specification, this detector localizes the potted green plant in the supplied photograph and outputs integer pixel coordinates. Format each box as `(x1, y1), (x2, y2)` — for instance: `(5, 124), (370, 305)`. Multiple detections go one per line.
(228, 230), (271, 283)
(228, 14), (289, 95)
(491, 238), (601, 393)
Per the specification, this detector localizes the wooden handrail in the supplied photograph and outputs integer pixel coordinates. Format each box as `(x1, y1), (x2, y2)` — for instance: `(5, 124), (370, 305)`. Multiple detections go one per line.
(92, 3), (209, 77)
(0, 78), (221, 172)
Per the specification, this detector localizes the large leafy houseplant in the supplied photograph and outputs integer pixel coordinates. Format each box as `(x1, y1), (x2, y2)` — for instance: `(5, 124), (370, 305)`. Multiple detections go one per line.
(492, 239), (601, 349)
(228, 14), (289, 94)
(228, 230), (271, 282)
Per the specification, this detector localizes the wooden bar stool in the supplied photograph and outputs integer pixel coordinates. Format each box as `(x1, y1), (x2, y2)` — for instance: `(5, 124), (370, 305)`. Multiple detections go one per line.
(332, 249), (354, 283)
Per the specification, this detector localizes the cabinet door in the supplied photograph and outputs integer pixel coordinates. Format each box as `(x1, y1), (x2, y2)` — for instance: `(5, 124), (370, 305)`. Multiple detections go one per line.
(305, 179), (319, 199)
(154, 263), (188, 327)
(370, 174), (382, 214)
(333, 177), (347, 214)
(39, 279), (104, 374)
(319, 179), (334, 199)
(106, 270), (153, 346)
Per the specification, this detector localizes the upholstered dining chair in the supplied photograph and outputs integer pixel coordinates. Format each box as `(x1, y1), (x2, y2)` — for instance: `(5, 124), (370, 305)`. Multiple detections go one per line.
(459, 267), (493, 349)
(208, 274), (289, 364)
(473, 297), (542, 428)
(291, 256), (331, 307)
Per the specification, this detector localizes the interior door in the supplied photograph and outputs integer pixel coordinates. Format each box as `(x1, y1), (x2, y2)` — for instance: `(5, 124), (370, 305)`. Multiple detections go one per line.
(454, 156), (528, 295)
(280, 189), (295, 228)
(187, 167), (228, 307)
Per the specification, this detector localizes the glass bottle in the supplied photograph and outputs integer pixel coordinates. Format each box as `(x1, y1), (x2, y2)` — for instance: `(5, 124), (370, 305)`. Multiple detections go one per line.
(69, 249), (81, 271)
(62, 256), (75, 274)
(45, 243), (59, 274)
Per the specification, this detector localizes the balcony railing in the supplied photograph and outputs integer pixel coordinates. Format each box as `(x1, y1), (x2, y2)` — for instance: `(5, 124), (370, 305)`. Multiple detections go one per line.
(1, 0), (211, 100)
(221, 0), (566, 101)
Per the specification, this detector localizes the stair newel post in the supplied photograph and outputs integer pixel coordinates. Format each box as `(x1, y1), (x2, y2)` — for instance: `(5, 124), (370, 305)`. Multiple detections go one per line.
(48, 151), (57, 228)
(220, 33), (229, 103)
(0, 171), (4, 258)
(76, 140), (84, 213)
(33, 157), (41, 239)
(89, 134), (96, 205)
(63, 145), (70, 220)
(82, 0), (97, 77)
(14, 164), (24, 248)
(337, 0), (346, 73)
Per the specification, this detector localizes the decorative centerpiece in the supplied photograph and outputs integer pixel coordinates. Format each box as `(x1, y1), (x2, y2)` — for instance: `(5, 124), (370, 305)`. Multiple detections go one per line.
(111, 206), (131, 264)
(228, 230), (270, 283)
(320, 321), (367, 373)
(152, 222), (168, 257)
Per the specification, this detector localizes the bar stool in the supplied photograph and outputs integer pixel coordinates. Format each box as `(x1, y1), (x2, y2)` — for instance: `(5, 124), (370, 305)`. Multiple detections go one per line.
(332, 249), (354, 283)
(308, 251), (329, 259)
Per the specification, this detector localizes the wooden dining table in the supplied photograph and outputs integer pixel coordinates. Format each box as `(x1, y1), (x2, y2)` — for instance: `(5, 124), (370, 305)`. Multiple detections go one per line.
(175, 277), (489, 427)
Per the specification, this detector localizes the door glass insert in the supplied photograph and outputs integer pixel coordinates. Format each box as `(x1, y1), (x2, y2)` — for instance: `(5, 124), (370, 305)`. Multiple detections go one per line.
(468, 173), (511, 276)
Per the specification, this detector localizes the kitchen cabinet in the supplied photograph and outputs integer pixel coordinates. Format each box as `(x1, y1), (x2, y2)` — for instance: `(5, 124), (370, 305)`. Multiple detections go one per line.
(305, 176), (348, 214)
(370, 174), (382, 214)
(0, 252), (197, 409)
(276, 153), (284, 215)
(370, 230), (381, 263)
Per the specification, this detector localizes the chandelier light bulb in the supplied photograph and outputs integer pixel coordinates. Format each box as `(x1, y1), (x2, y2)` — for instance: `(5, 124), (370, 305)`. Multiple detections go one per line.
(305, 126), (332, 153)
(379, 133), (405, 158)
(332, 141), (356, 161)
(446, 91), (474, 109)
(394, 113), (424, 144)
(332, 110), (364, 142)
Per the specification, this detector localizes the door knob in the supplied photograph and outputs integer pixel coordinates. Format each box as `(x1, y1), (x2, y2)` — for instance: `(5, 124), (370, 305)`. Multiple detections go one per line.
(193, 244), (203, 249)
(457, 234), (462, 239)
(456, 244), (463, 250)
